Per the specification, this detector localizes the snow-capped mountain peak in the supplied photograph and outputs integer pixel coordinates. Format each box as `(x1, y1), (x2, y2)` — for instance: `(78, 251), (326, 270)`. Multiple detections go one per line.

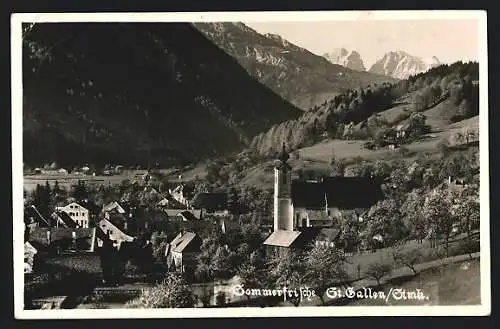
(323, 48), (366, 71)
(369, 51), (441, 79)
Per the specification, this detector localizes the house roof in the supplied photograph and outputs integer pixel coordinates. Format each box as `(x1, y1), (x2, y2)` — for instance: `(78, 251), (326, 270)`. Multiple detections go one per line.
(291, 177), (384, 210)
(157, 196), (186, 209)
(193, 193), (228, 212)
(291, 181), (326, 209)
(179, 210), (202, 221)
(311, 228), (341, 242)
(64, 202), (87, 210)
(103, 201), (126, 214)
(263, 230), (302, 248)
(24, 205), (51, 227)
(51, 211), (78, 228)
(266, 227), (342, 249)
(97, 219), (135, 243)
(169, 231), (198, 253)
(24, 241), (38, 255)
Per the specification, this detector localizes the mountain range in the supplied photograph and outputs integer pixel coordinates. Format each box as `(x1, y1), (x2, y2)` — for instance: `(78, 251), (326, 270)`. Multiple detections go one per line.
(194, 23), (395, 110)
(368, 51), (441, 79)
(22, 23), (302, 168)
(323, 49), (441, 80)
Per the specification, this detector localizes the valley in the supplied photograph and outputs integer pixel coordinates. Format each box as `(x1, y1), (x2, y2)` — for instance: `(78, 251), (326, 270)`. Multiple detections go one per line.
(20, 19), (482, 312)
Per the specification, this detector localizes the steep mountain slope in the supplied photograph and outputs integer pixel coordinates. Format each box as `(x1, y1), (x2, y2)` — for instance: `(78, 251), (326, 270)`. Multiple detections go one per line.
(323, 48), (366, 71)
(250, 61), (478, 156)
(194, 22), (395, 110)
(22, 23), (302, 168)
(369, 51), (440, 79)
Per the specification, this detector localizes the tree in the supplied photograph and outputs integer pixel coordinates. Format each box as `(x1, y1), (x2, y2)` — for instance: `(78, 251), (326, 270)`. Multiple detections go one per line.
(453, 198), (480, 250)
(365, 261), (392, 286)
(392, 248), (424, 276)
(267, 249), (306, 306)
(31, 182), (51, 219)
(304, 244), (349, 305)
(211, 245), (236, 280)
(364, 199), (407, 246)
(236, 262), (266, 302)
(453, 131), (465, 145)
(51, 180), (67, 206)
(130, 273), (196, 308)
(71, 180), (89, 201)
(329, 154), (345, 177)
(423, 192), (455, 255)
(195, 224), (228, 281)
(400, 190), (426, 241)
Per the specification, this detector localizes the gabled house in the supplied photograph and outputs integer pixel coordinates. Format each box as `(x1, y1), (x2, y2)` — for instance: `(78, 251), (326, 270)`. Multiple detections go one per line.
(168, 184), (195, 208)
(102, 201), (127, 215)
(165, 231), (202, 278)
(96, 219), (135, 250)
(24, 205), (50, 227)
(56, 202), (90, 228)
(157, 195), (186, 209)
(50, 211), (79, 228)
(24, 241), (38, 274)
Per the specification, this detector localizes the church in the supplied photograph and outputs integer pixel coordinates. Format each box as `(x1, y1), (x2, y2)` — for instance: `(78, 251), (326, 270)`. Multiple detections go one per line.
(263, 143), (384, 253)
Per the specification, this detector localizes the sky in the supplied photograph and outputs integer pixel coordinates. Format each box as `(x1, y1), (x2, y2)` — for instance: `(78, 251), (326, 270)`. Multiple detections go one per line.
(244, 20), (479, 68)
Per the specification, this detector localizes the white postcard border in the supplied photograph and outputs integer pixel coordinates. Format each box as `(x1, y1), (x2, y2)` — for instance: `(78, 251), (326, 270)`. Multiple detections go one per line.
(11, 10), (490, 319)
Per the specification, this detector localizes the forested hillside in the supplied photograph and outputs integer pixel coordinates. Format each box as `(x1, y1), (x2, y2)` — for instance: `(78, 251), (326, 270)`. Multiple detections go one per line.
(22, 23), (302, 168)
(251, 62), (479, 155)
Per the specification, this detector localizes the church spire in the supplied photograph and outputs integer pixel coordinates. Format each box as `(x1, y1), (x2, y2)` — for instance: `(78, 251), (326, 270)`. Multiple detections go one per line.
(278, 142), (289, 163)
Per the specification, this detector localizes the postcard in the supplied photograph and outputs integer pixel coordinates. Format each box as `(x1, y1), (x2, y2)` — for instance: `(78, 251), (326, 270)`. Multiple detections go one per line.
(12, 10), (490, 318)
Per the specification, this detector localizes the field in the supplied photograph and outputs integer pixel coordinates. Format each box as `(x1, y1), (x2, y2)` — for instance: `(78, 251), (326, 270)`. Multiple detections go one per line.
(345, 259), (481, 306)
(235, 96), (478, 188)
(23, 172), (142, 193)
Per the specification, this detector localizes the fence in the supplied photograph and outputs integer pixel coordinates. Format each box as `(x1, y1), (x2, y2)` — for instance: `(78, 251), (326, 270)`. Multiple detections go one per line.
(342, 238), (433, 280)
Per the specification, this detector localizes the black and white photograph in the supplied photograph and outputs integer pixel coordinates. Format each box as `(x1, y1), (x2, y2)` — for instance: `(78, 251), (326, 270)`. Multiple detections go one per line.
(12, 11), (490, 318)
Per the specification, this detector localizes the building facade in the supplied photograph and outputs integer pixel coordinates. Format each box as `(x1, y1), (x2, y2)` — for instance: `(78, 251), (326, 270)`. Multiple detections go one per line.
(56, 202), (90, 228)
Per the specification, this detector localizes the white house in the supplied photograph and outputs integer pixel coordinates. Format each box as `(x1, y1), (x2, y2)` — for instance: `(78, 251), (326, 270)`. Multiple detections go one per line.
(56, 202), (90, 228)
(97, 219), (135, 249)
(168, 184), (194, 208)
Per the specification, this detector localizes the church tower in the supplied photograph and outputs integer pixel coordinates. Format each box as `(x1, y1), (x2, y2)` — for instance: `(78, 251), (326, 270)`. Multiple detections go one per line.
(274, 143), (294, 231)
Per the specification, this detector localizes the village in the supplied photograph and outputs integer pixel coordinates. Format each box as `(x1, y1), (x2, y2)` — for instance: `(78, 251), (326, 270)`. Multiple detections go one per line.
(23, 142), (480, 309)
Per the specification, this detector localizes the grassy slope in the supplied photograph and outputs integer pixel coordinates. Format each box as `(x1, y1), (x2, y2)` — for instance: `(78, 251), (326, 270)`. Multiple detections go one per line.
(24, 92), (479, 192)
(236, 93), (479, 189)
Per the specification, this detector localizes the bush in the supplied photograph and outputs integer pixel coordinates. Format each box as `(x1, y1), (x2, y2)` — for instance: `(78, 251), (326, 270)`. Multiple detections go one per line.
(126, 273), (196, 308)
(364, 261), (392, 286)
